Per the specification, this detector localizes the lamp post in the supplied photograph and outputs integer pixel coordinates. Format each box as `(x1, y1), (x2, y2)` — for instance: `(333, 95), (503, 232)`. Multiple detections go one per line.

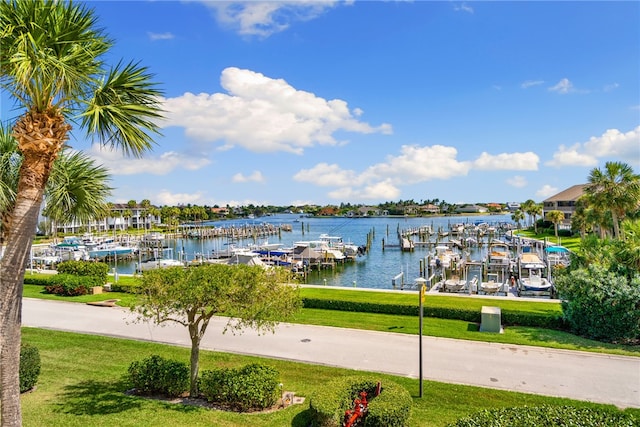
(415, 276), (428, 398)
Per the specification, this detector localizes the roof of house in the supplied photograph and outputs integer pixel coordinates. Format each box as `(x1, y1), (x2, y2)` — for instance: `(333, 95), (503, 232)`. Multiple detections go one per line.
(543, 184), (587, 202)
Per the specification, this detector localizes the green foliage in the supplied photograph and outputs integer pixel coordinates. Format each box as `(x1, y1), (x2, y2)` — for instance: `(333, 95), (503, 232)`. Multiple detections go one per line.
(44, 273), (102, 296)
(308, 376), (412, 427)
(555, 265), (640, 343)
(199, 363), (280, 411)
(23, 275), (56, 287)
(19, 344), (41, 393)
(57, 260), (109, 284)
(302, 298), (565, 329)
(448, 405), (638, 426)
(127, 355), (189, 397)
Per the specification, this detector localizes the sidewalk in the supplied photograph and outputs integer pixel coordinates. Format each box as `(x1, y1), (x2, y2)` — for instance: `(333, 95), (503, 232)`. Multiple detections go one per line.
(21, 298), (640, 409)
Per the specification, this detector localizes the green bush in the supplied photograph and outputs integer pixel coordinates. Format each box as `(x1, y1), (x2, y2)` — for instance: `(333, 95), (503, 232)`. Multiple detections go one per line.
(127, 355), (189, 397)
(109, 281), (140, 293)
(20, 344), (41, 393)
(44, 273), (102, 296)
(199, 363), (280, 411)
(23, 275), (56, 287)
(309, 376), (412, 427)
(555, 265), (640, 343)
(448, 405), (638, 426)
(57, 260), (109, 284)
(302, 298), (565, 329)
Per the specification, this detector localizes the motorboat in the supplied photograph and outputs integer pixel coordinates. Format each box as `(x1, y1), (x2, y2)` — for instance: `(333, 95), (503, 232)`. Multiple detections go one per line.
(517, 253), (553, 295)
(137, 257), (184, 272)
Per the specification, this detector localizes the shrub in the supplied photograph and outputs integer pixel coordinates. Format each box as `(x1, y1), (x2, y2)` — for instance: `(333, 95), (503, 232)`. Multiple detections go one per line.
(20, 344), (41, 393)
(309, 376), (412, 427)
(57, 260), (109, 284)
(127, 355), (189, 397)
(199, 363), (280, 411)
(555, 265), (640, 343)
(448, 405), (638, 426)
(44, 273), (102, 296)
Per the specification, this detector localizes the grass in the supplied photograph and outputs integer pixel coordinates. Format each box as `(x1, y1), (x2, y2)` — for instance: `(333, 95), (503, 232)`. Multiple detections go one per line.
(20, 328), (640, 427)
(22, 279), (640, 357)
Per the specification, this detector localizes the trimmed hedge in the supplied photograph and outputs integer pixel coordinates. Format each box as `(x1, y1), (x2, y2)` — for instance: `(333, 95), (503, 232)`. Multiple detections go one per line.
(127, 355), (189, 397)
(199, 363), (280, 412)
(20, 344), (41, 393)
(57, 260), (109, 284)
(448, 405), (638, 426)
(309, 376), (412, 427)
(302, 298), (565, 329)
(44, 273), (103, 296)
(23, 275), (56, 287)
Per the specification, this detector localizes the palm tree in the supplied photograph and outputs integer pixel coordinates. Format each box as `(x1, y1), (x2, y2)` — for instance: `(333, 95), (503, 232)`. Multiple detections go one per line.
(530, 203), (542, 234)
(42, 151), (112, 234)
(520, 199), (535, 227)
(546, 210), (565, 239)
(0, 1), (163, 424)
(584, 161), (640, 239)
(511, 209), (525, 229)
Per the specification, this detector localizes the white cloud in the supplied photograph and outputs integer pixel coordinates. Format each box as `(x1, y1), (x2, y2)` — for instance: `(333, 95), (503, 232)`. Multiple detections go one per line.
(536, 185), (558, 199)
(521, 80), (544, 89)
(360, 145), (471, 184)
(548, 78), (574, 94)
(232, 171), (265, 183)
(506, 175), (527, 188)
(155, 190), (205, 205)
(87, 145), (210, 175)
(603, 82), (619, 92)
(454, 3), (474, 13)
(202, 1), (342, 37)
(293, 163), (357, 187)
(162, 67), (391, 155)
(547, 126), (640, 167)
(472, 152), (539, 171)
(148, 32), (175, 41)
(328, 180), (401, 201)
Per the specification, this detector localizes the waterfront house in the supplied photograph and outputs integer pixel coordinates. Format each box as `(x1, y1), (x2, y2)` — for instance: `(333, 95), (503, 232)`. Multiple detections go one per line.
(542, 184), (586, 227)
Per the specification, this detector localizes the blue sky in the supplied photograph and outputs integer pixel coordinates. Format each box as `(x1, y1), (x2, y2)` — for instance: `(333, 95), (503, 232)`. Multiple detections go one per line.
(7, 1), (640, 207)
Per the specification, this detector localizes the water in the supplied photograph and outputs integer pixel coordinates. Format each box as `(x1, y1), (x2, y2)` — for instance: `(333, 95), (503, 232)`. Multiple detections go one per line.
(109, 214), (515, 290)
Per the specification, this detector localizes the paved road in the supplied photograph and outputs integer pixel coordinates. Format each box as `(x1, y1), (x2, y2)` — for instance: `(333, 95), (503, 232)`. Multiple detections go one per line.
(22, 298), (640, 409)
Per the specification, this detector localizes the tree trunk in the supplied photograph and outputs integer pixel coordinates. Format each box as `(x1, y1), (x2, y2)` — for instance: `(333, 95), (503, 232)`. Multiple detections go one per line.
(188, 324), (201, 398)
(0, 164), (49, 426)
(1, 110), (68, 426)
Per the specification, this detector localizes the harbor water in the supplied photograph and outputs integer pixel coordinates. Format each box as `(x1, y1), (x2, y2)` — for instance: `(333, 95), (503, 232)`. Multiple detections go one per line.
(108, 214), (516, 290)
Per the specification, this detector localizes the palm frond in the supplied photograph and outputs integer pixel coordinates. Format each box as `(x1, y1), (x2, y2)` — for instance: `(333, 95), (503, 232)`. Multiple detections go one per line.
(81, 60), (164, 157)
(43, 149), (113, 224)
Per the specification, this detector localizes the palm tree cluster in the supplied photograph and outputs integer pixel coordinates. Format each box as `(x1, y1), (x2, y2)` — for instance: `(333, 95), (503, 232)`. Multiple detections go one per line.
(573, 161), (640, 240)
(1, 1), (164, 425)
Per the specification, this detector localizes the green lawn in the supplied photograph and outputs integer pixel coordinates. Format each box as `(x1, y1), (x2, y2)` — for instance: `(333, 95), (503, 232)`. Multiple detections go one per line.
(20, 328), (640, 427)
(22, 281), (639, 357)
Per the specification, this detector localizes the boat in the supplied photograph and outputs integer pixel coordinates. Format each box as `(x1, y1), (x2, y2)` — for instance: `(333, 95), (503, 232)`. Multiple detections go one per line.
(292, 240), (346, 262)
(430, 245), (461, 269)
(319, 234), (363, 258)
(486, 239), (512, 270)
(52, 236), (89, 261)
(479, 272), (508, 295)
(137, 257), (184, 271)
(544, 245), (571, 268)
(517, 253), (553, 296)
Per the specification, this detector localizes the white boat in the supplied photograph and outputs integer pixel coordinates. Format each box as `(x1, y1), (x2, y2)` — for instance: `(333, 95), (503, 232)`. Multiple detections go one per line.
(137, 258), (184, 271)
(319, 234), (363, 257)
(430, 245), (461, 269)
(479, 273), (508, 295)
(517, 253), (553, 295)
(292, 240), (346, 262)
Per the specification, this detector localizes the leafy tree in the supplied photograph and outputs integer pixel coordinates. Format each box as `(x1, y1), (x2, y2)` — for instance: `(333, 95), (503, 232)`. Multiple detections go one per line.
(585, 161), (640, 239)
(0, 1), (163, 424)
(131, 264), (301, 397)
(546, 210), (565, 238)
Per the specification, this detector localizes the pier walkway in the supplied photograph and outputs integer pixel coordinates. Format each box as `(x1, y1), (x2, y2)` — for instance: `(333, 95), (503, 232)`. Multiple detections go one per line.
(22, 298), (639, 409)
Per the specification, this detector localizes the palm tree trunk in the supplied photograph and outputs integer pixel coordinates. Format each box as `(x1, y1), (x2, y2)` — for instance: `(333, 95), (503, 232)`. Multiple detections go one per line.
(0, 163), (49, 426)
(1, 110), (68, 426)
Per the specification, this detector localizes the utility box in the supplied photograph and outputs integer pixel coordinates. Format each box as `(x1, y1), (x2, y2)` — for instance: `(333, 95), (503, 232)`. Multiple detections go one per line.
(480, 306), (502, 333)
